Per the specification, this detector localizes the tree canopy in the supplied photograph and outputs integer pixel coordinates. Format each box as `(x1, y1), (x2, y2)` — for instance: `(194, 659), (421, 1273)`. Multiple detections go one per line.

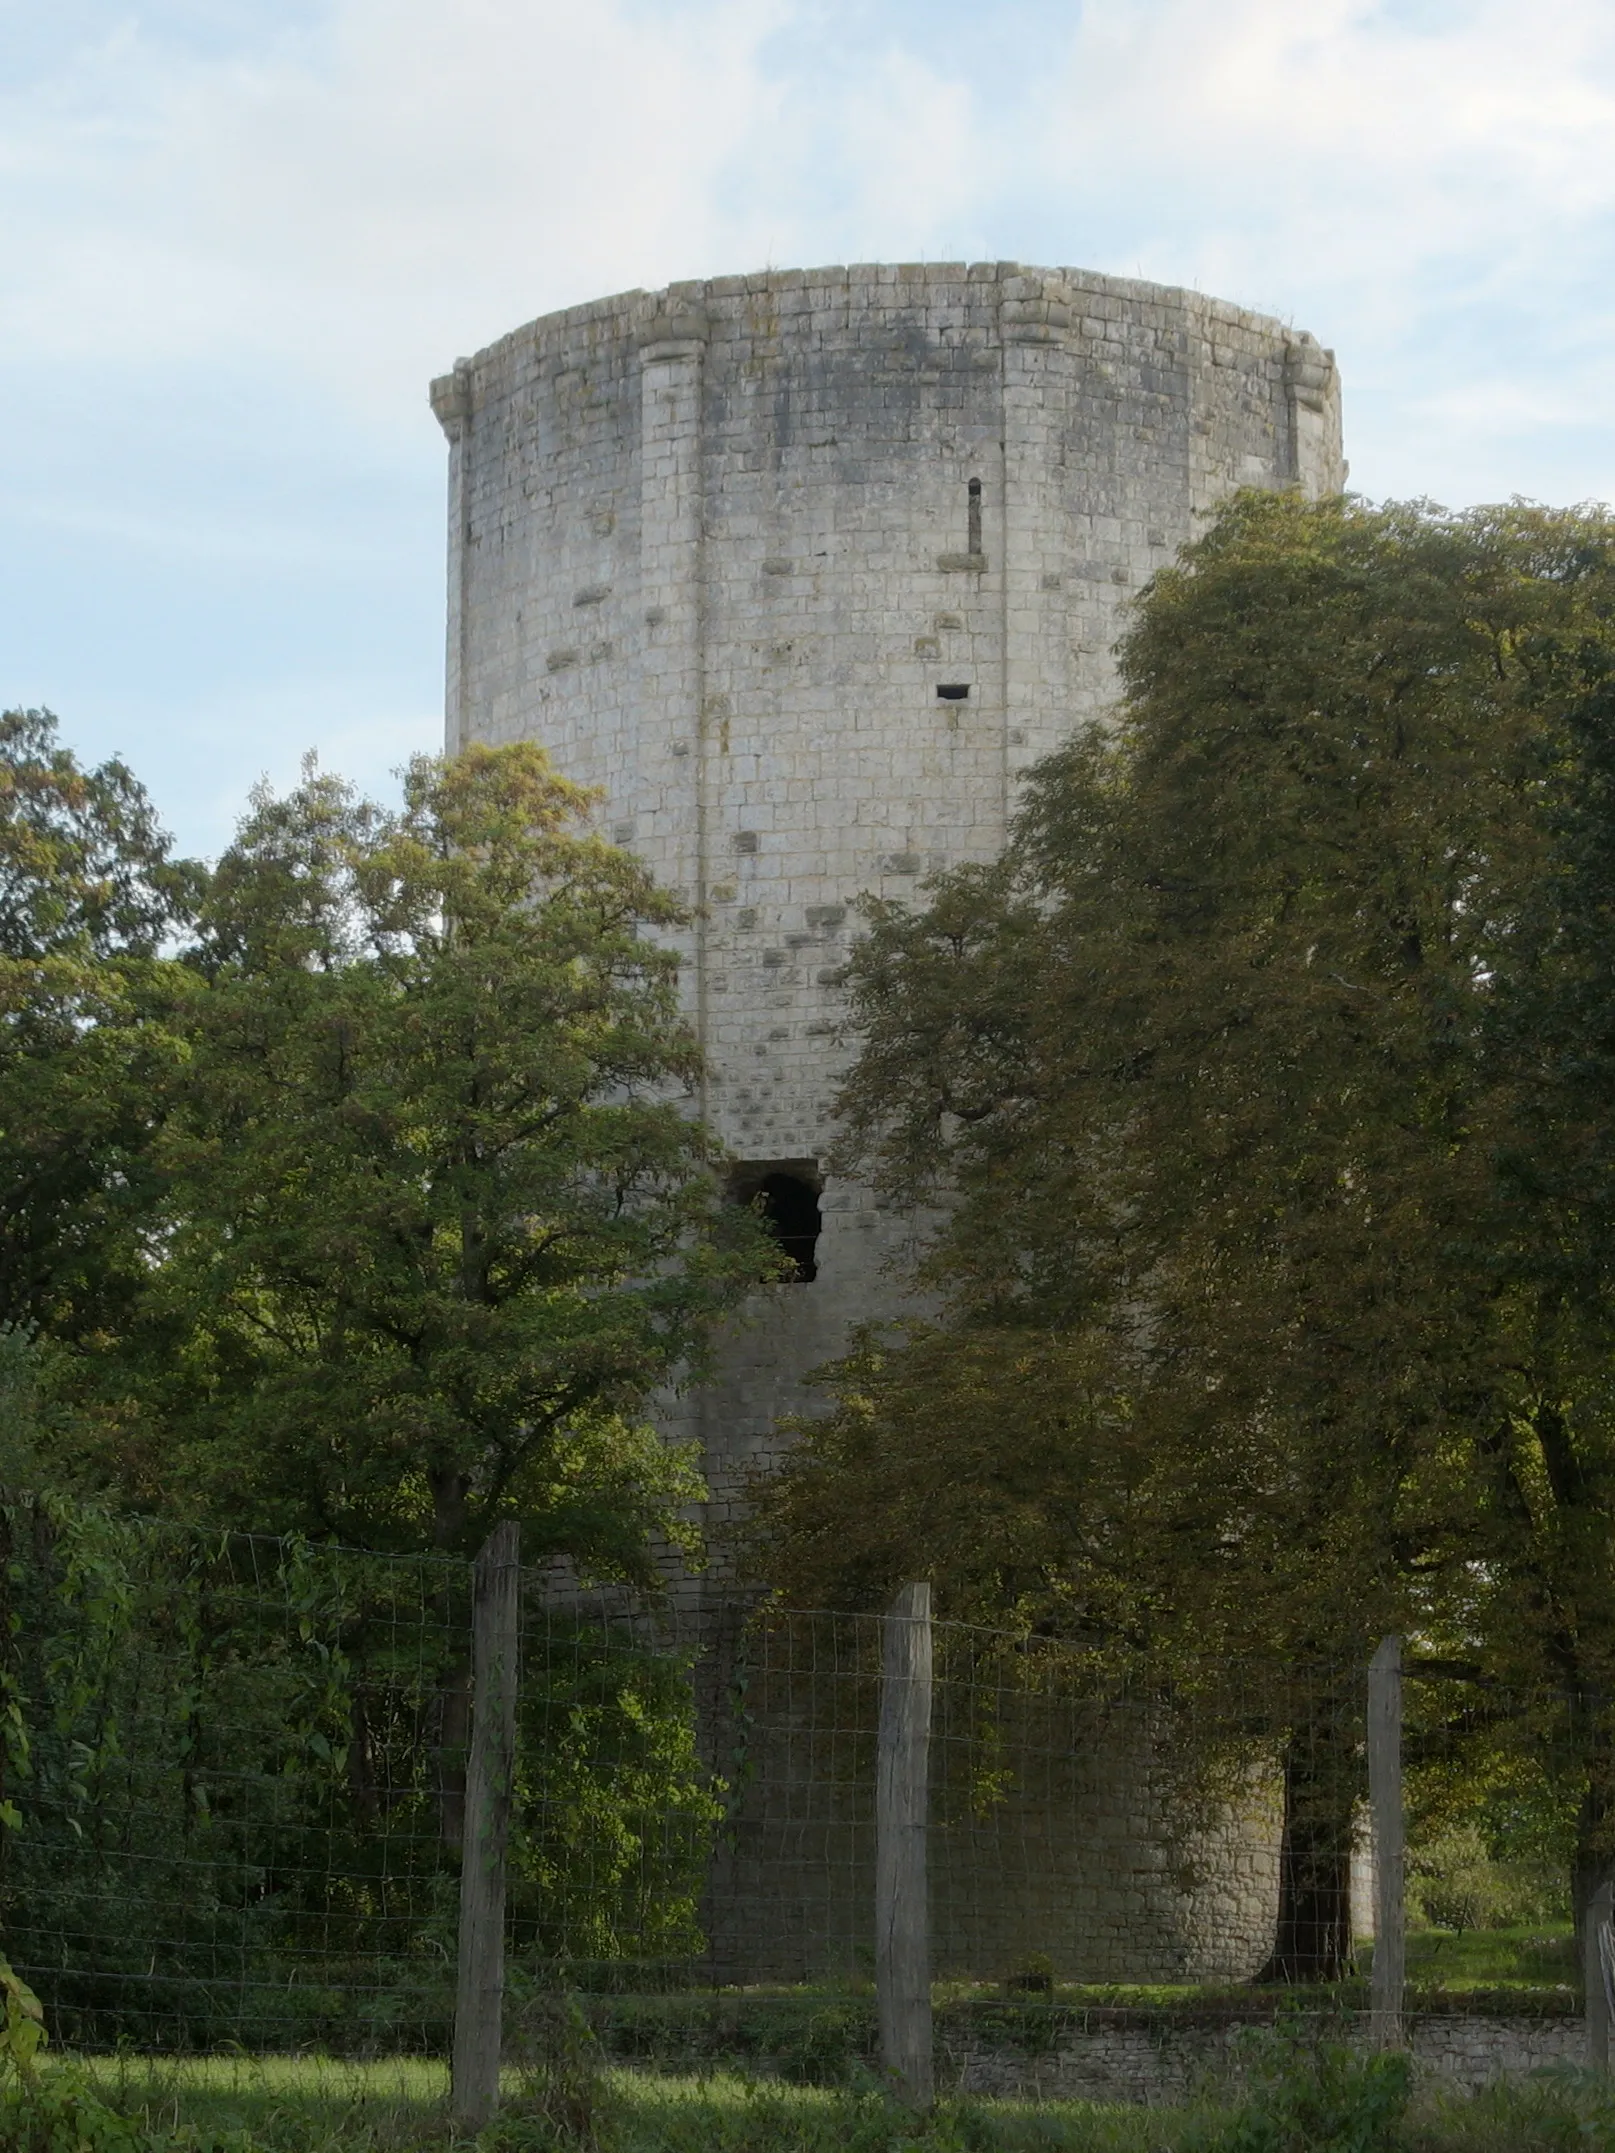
(0, 709), (200, 1341)
(152, 746), (772, 1561)
(11, 738), (775, 1572)
(750, 492), (1615, 1953)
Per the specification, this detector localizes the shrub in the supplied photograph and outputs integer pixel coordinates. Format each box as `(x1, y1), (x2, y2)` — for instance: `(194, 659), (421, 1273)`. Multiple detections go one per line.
(1408, 1827), (1565, 1934)
(1183, 2025), (1411, 2153)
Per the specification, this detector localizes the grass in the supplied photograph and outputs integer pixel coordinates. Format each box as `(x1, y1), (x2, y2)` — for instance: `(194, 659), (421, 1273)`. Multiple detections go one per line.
(1400, 1924), (1577, 1992)
(51, 2047), (1615, 2153)
(24, 1939), (1601, 2153)
(78, 2054), (451, 2146)
(72, 2059), (1156, 2152)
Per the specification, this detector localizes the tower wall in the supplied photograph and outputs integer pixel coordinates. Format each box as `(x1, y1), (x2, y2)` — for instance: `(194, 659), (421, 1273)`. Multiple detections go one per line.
(432, 263), (1344, 1979)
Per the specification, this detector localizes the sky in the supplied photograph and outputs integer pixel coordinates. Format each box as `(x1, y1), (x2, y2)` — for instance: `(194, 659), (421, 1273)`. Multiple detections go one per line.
(4, 0), (1615, 861)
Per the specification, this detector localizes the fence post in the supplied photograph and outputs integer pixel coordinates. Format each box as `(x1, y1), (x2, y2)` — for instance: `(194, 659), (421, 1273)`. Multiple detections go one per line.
(1367, 1635), (1404, 2048)
(877, 1580), (933, 2110)
(451, 1520), (522, 2128)
(1586, 1877), (1614, 2071)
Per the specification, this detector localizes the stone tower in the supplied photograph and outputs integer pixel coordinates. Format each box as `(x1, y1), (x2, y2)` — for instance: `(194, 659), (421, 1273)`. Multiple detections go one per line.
(432, 263), (1344, 1979)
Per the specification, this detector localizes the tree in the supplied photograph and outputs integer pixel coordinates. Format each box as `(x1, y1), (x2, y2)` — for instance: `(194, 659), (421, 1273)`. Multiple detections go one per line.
(755, 495), (1615, 1972)
(89, 744), (774, 1571)
(1457, 527), (1615, 1932)
(0, 710), (198, 1341)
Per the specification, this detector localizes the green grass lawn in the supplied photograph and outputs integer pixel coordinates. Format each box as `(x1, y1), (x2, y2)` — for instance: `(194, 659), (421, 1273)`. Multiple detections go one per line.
(80, 2053), (451, 2147)
(75, 2058), (1158, 2153)
(1400, 1924), (1577, 1991)
(30, 1933), (1602, 2153)
(56, 2046), (1615, 2153)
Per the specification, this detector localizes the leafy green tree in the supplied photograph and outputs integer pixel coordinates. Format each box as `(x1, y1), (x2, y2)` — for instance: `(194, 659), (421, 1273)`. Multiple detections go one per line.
(756, 495), (1615, 1970)
(0, 710), (197, 1342)
(1456, 535), (1615, 1931)
(0, 1491), (719, 2047)
(89, 743), (773, 1570)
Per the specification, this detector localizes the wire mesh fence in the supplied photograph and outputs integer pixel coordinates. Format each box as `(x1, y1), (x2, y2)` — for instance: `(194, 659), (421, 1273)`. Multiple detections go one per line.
(1, 1490), (1609, 2083)
(0, 1496), (468, 2049)
(702, 1609), (1364, 1989)
(0, 1497), (711, 2052)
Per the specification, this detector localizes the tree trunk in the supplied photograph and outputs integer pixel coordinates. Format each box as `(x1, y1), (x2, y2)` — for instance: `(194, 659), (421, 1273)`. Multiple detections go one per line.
(1255, 1713), (1358, 1983)
(1571, 1696), (1615, 1951)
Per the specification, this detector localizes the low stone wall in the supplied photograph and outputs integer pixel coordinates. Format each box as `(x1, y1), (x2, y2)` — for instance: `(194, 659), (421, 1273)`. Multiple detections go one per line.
(591, 1990), (1587, 2101)
(947, 2010), (1587, 2103)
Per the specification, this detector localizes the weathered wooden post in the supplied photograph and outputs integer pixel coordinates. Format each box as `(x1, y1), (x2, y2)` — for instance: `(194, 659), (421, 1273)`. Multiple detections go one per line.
(1586, 1876), (1614, 2071)
(877, 1581), (933, 2110)
(451, 1520), (522, 2127)
(1367, 1635), (1405, 2048)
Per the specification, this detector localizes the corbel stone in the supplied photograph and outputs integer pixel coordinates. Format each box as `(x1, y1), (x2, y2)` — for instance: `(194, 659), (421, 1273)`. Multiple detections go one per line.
(637, 296), (711, 367)
(428, 360), (474, 440)
(1000, 273), (1072, 345)
(1285, 332), (1342, 498)
(1284, 333), (1336, 413)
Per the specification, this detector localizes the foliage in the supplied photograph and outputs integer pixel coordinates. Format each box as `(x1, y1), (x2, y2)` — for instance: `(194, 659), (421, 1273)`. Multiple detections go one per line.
(0, 1329), (66, 1525)
(507, 1987), (617, 2150)
(72, 742), (772, 1567)
(0, 1493), (717, 2051)
(0, 2064), (262, 2153)
(753, 493), (1615, 1947)
(511, 1625), (720, 1970)
(1182, 2026), (1411, 2153)
(0, 1986), (257, 2153)
(0, 709), (199, 1343)
(0, 1956), (44, 2087)
(1407, 1827), (1565, 1935)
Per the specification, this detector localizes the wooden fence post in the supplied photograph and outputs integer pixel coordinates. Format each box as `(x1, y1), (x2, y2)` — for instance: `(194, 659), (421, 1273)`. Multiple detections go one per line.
(451, 1520), (522, 2128)
(1586, 1877), (1614, 2071)
(877, 1581), (933, 2110)
(1367, 1635), (1405, 2048)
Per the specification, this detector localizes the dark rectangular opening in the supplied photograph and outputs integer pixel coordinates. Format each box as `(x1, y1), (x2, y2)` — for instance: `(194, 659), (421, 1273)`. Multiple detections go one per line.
(936, 683), (970, 701)
(729, 1158), (822, 1283)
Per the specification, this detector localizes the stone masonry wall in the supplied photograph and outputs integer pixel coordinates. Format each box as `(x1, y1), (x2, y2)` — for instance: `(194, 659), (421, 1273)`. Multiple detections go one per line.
(949, 2012), (1589, 2104)
(698, 1627), (1284, 1984)
(433, 263), (1345, 1981)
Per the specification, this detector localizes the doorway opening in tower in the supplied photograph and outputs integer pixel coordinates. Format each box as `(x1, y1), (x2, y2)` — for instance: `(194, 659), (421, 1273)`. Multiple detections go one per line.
(730, 1160), (822, 1283)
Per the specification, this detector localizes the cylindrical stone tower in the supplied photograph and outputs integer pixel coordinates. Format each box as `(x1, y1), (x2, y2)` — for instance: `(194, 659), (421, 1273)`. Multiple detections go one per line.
(432, 263), (1344, 1980)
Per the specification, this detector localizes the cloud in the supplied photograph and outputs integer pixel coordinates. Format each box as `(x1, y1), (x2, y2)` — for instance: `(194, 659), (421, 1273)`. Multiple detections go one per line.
(1026, 0), (1615, 316)
(4, 0), (794, 417)
(8, 0), (1615, 857)
(11, 0), (1615, 417)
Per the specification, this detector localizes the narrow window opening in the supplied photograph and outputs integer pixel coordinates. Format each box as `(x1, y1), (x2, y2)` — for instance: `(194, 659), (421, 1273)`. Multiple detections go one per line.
(967, 476), (983, 557)
(730, 1159), (822, 1283)
(936, 683), (970, 702)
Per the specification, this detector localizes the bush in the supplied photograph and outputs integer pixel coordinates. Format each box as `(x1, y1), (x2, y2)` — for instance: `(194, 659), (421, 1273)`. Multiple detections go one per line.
(0, 1496), (716, 2051)
(0, 1957), (257, 2153)
(1408, 1827), (1565, 1934)
(1405, 2067), (1615, 2151)
(1182, 2026), (1411, 2153)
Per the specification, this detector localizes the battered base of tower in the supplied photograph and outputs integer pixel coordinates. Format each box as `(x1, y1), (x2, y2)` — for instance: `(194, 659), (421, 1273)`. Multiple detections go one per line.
(693, 1606), (1283, 1987)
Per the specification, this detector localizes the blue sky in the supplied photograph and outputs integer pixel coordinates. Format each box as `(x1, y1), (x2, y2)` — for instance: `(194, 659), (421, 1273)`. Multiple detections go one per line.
(5, 0), (1614, 860)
